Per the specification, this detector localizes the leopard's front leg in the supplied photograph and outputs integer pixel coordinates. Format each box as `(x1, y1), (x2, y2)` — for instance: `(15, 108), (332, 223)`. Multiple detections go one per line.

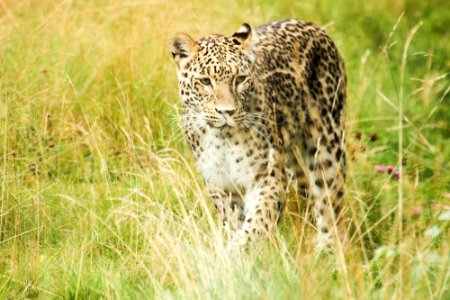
(232, 162), (286, 247)
(207, 187), (244, 238)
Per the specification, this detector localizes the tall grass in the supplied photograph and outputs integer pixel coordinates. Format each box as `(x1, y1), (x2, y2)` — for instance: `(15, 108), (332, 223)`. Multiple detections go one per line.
(0, 0), (449, 298)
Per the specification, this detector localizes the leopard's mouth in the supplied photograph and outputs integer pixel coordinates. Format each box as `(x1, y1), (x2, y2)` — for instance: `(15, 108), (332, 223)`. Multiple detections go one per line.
(206, 120), (234, 129)
(206, 115), (237, 129)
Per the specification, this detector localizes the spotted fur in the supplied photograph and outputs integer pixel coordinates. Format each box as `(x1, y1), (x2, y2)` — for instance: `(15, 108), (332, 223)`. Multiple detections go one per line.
(169, 19), (346, 250)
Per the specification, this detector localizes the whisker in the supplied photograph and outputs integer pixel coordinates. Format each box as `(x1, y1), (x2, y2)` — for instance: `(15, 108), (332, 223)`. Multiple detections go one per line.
(242, 118), (273, 146)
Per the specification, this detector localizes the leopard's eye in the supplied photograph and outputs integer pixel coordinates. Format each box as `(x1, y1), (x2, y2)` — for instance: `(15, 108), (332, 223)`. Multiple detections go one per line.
(235, 75), (247, 86)
(199, 77), (212, 86)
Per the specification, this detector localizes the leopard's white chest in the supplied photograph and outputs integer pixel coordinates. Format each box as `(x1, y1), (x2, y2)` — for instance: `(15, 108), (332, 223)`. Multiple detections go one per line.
(194, 132), (256, 192)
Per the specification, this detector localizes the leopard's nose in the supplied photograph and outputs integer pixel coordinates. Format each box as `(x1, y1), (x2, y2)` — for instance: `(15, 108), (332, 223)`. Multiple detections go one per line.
(215, 107), (236, 116)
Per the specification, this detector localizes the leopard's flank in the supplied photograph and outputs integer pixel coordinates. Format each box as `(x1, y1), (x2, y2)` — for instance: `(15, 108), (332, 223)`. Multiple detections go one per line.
(169, 19), (346, 251)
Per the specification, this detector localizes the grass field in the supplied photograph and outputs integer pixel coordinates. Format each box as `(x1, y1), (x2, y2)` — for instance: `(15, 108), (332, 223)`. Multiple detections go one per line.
(0, 0), (449, 298)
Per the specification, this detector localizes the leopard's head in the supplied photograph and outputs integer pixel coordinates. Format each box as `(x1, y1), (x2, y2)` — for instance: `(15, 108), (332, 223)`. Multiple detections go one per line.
(169, 24), (257, 130)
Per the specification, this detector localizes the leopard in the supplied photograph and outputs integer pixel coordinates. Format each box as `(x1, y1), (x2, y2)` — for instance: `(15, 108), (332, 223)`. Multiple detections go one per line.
(169, 19), (346, 251)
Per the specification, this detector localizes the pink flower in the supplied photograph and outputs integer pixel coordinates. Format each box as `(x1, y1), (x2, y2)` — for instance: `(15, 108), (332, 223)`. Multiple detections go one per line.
(394, 171), (401, 180)
(375, 165), (386, 173)
(410, 207), (422, 218)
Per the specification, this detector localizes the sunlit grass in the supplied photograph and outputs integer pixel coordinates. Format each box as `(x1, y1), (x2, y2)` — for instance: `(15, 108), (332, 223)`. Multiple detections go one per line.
(0, 0), (449, 298)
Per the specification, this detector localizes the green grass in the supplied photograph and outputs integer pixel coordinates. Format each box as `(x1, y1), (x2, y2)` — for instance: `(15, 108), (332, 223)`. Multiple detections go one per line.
(0, 0), (449, 298)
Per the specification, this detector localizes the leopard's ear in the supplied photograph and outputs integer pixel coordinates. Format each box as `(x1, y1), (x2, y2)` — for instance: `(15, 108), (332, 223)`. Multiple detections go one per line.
(169, 33), (197, 69)
(232, 23), (255, 49)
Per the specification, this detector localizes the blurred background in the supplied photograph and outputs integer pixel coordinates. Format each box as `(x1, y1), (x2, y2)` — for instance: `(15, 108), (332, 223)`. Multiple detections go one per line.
(0, 0), (448, 298)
